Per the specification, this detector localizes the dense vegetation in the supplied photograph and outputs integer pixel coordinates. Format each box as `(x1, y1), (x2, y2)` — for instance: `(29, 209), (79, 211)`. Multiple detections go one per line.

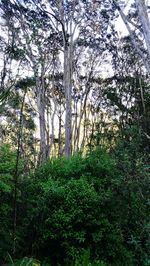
(0, 0), (150, 265)
(0, 140), (150, 265)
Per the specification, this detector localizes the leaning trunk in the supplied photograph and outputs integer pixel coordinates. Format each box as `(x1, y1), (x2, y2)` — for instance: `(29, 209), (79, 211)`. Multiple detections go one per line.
(136, 0), (150, 59)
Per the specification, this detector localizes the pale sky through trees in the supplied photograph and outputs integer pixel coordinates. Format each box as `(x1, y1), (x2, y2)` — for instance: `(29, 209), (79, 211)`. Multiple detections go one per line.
(0, 0), (150, 159)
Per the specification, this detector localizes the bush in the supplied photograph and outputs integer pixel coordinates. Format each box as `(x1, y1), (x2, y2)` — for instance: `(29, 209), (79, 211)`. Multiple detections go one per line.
(0, 145), (17, 262)
(1, 146), (150, 265)
(21, 148), (149, 265)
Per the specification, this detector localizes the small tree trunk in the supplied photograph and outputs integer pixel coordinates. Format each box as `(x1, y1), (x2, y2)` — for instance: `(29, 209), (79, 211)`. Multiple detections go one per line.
(58, 103), (63, 156)
(13, 91), (26, 258)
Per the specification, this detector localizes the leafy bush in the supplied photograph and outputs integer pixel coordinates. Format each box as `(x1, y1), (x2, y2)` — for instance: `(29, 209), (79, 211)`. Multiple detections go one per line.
(1, 146), (150, 265)
(0, 145), (17, 262)
(21, 148), (149, 265)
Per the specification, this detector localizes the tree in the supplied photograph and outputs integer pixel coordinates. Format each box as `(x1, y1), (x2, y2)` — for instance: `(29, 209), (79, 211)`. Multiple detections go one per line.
(113, 0), (150, 76)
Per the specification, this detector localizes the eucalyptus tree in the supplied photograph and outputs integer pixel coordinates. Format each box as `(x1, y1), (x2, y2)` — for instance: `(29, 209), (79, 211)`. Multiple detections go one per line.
(0, 3), (24, 102)
(0, 0), (63, 162)
(113, 0), (150, 76)
(29, 0), (117, 156)
(96, 34), (150, 153)
(0, 0), (118, 158)
(71, 48), (105, 152)
(0, 80), (37, 164)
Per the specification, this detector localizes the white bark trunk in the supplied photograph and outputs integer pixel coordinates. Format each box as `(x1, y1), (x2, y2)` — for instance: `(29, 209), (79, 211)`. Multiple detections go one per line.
(136, 0), (150, 58)
(114, 0), (150, 75)
(36, 78), (47, 163)
(64, 47), (72, 156)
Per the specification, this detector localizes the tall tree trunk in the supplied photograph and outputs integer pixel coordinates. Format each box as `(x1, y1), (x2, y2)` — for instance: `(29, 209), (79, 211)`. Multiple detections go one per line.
(36, 77), (47, 163)
(59, 1), (75, 156)
(64, 46), (72, 156)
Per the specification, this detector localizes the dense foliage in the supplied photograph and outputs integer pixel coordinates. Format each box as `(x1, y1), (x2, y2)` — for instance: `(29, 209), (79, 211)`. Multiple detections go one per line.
(0, 1), (150, 265)
(0, 143), (149, 266)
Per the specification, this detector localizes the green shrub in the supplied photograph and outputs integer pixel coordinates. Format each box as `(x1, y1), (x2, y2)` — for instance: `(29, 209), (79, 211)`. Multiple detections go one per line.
(1, 146), (150, 265)
(22, 148), (143, 265)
